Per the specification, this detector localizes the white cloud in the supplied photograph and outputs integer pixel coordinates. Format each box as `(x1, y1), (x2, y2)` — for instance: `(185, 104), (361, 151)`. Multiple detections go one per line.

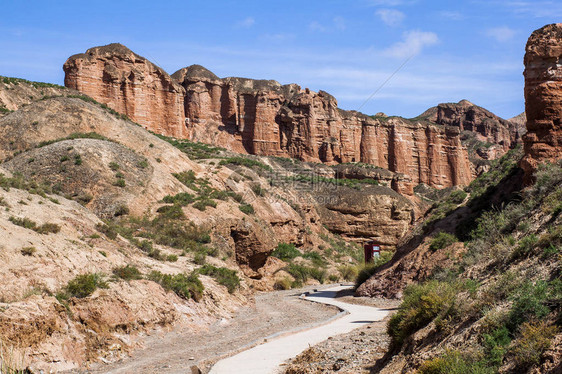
(376, 8), (405, 26)
(439, 10), (464, 20)
(383, 30), (439, 58)
(260, 33), (295, 42)
(309, 21), (327, 32)
(236, 17), (255, 28)
(333, 16), (346, 31)
(486, 26), (516, 42)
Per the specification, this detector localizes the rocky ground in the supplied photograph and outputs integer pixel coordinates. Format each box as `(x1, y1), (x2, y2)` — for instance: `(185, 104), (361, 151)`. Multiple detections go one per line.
(71, 285), (340, 374)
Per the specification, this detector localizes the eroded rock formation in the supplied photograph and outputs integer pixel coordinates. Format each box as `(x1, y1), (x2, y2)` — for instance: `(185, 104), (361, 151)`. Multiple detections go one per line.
(419, 99), (525, 160)
(63, 44), (187, 138)
(64, 44), (475, 189)
(521, 23), (562, 182)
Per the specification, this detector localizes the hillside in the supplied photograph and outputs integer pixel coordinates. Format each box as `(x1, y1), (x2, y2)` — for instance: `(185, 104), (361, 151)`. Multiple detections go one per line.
(294, 23), (562, 374)
(0, 76), (418, 372)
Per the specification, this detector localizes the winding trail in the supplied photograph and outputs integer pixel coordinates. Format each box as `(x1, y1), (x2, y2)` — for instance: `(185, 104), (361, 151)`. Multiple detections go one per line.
(209, 285), (389, 374)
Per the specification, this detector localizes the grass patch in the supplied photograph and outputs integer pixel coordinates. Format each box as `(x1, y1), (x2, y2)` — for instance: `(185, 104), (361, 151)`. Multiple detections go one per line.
(429, 232), (458, 252)
(58, 273), (108, 299)
(37, 132), (112, 148)
(198, 265), (240, 293)
(112, 265), (142, 281)
(271, 242), (301, 262)
(239, 203), (254, 215)
(387, 280), (457, 347)
(354, 251), (393, 289)
(219, 157), (272, 171)
(147, 270), (203, 301)
(9, 216), (60, 234)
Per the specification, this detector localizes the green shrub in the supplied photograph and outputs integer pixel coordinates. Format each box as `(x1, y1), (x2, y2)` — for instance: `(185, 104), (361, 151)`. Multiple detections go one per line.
(113, 178), (126, 187)
(193, 198), (217, 211)
(308, 267), (327, 283)
(512, 234), (538, 258)
(286, 264), (311, 284)
(35, 223), (61, 234)
(198, 265), (240, 293)
(138, 239), (153, 252)
(271, 243), (301, 262)
(173, 170), (197, 187)
(137, 160), (149, 169)
(109, 162), (120, 171)
(429, 232), (457, 252)
(167, 254), (178, 262)
(156, 204), (185, 220)
(9, 216), (37, 230)
(63, 273), (108, 298)
(507, 280), (550, 333)
(194, 251), (206, 265)
(510, 321), (558, 368)
(219, 157), (272, 171)
(354, 251), (393, 289)
(338, 265), (359, 281)
(449, 189), (468, 204)
(239, 203), (254, 215)
(418, 350), (495, 374)
(147, 271), (203, 301)
(251, 184), (266, 196)
(302, 251), (325, 266)
(387, 280), (457, 347)
(21, 246), (36, 256)
(9, 216), (60, 234)
(285, 264), (326, 284)
(274, 277), (293, 290)
(114, 204), (130, 216)
(74, 154), (82, 165)
(482, 326), (511, 366)
(112, 265), (142, 280)
(76, 193), (93, 204)
(163, 192), (194, 206)
(95, 223), (118, 240)
(156, 135), (224, 159)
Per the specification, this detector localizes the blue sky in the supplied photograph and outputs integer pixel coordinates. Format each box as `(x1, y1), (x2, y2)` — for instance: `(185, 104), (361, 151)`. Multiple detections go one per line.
(1, 1), (561, 119)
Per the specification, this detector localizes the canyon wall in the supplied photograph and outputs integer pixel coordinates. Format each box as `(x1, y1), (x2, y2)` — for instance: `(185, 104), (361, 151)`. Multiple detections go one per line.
(521, 23), (562, 182)
(64, 44), (474, 190)
(419, 99), (525, 160)
(63, 44), (187, 138)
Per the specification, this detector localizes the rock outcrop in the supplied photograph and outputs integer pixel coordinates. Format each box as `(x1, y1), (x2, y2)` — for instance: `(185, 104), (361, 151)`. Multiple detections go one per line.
(63, 44), (187, 138)
(521, 23), (562, 183)
(64, 44), (475, 190)
(315, 185), (413, 249)
(418, 99), (524, 159)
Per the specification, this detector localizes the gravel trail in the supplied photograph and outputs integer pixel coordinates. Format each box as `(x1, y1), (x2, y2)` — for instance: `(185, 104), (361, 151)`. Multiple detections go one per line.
(209, 285), (390, 374)
(73, 286), (339, 374)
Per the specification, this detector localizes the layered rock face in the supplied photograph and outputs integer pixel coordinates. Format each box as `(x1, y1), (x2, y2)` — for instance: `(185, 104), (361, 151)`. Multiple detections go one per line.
(64, 44), (474, 189)
(63, 44), (187, 138)
(521, 23), (562, 182)
(419, 99), (524, 159)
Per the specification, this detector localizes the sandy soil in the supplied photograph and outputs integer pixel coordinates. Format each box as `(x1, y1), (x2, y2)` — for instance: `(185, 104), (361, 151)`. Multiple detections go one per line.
(69, 285), (340, 374)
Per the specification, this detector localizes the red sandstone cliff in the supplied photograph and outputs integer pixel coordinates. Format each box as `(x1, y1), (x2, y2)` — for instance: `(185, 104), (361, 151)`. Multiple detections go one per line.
(64, 44), (475, 191)
(418, 99), (525, 160)
(521, 23), (562, 182)
(63, 44), (187, 138)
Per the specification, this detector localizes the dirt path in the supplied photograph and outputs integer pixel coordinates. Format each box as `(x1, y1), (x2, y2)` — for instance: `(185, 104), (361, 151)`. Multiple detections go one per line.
(283, 292), (400, 373)
(209, 286), (392, 374)
(71, 286), (339, 374)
